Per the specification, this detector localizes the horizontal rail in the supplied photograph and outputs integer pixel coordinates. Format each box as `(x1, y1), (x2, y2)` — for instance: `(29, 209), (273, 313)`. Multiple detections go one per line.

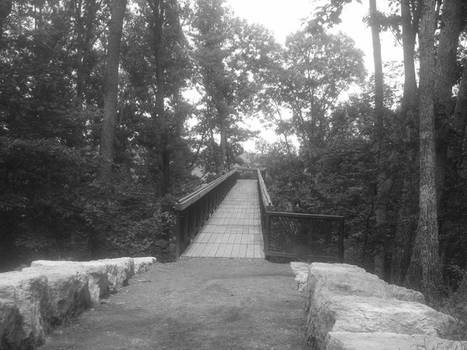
(174, 169), (238, 211)
(257, 168), (345, 263)
(267, 211), (344, 220)
(257, 169), (273, 208)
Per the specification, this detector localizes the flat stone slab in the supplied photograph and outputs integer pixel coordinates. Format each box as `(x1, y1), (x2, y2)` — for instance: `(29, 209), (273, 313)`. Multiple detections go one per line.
(326, 332), (467, 350)
(0, 257), (156, 349)
(290, 262), (464, 350)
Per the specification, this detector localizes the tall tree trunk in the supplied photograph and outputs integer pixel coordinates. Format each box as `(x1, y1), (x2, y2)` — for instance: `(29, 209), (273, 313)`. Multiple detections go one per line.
(215, 100), (228, 173)
(99, 0), (126, 181)
(406, 0), (442, 300)
(0, 0), (12, 43)
(151, 0), (170, 195)
(76, 0), (98, 106)
(392, 0), (419, 284)
(434, 0), (465, 209)
(369, 0), (392, 281)
(454, 59), (467, 161)
(220, 125), (228, 170)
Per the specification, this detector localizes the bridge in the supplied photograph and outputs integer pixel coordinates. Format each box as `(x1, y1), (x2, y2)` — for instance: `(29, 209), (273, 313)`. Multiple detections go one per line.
(173, 168), (345, 263)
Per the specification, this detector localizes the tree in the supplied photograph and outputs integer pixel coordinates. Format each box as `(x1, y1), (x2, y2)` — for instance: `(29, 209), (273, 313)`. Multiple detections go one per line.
(122, 0), (191, 194)
(192, 0), (281, 172)
(434, 0), (466, 209)
(100, 0), (127, 181)
(406, 0), (442, 299)
(391, 0), (420, 284)
(281, 24), (364, 153)
(0, 0), (11, 41)
(192, 0), (232, 172)
(72, 0), (102, 106)
(369, 0), (393, 279)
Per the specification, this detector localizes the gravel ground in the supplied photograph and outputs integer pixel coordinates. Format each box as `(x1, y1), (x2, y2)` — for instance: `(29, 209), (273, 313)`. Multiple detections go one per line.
(40, 257), (307, 350)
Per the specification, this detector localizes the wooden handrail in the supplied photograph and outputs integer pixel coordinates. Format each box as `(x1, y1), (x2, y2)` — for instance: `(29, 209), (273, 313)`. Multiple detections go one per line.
(174, 169), (238, 211)
(267, 211), (344, 220)
(257, 168), (273, 208)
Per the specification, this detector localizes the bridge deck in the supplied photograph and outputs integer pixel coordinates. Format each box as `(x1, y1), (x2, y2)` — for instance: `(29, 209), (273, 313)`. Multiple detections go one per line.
(183, 179), (265, 259)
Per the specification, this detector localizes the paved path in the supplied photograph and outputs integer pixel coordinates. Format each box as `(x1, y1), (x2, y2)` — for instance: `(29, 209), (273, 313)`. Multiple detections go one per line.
(183, 179), (264, 259)
(40, 258), (306, 350)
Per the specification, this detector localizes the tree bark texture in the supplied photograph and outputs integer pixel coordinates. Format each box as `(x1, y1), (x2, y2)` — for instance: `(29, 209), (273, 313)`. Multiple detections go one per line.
(453, 59), (467, 174)
(407, 0), (442, 299)
(369, 0), (392, 281)
(151, 0), (171, 195)
(392, 0), (420, 284)
(99, 0), (126, 181)
(434, 0), (465, 208)
(76, 0), (98, 106)
(0, 0), (12, 42)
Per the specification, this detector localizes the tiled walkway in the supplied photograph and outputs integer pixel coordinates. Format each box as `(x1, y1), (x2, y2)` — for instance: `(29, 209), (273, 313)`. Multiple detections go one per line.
(183, 179), (265, 259)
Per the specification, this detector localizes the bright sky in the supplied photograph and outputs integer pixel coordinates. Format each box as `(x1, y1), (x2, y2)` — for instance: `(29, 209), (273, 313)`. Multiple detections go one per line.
(225, 0), (404, 152)
(226, 0), (402, 70)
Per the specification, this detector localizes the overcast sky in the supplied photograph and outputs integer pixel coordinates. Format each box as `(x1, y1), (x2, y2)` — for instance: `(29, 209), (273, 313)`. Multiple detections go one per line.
(225, 0), (403, 72)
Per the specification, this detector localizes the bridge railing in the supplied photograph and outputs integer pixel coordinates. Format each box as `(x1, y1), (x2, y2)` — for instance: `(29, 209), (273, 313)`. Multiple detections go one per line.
(173, 169), (238, 256)
(256, 170), (345, 262)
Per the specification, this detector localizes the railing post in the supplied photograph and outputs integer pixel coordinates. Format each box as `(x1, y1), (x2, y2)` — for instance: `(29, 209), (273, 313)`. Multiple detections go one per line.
(175, 210), (182, 258)
(264, 211), (271, 258)
(338, 218), (345, 263)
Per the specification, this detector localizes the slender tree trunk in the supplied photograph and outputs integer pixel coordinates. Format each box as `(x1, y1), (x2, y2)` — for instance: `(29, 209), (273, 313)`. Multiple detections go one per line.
(219, 118), (227, 172)
(454, 59), (467, 158)
(0, 0), (12, 43)
(369, 0), (392, 281)
(451, 59), (467, 183)
(434, 0), (465, 209)
(215, 99), (228, 172)
(392, 0), (420, 284)
(99, 0), (126, 182)
(151, 0), (171, 195)
(76, 0), (98, 106)
(406, 0), (442, 300)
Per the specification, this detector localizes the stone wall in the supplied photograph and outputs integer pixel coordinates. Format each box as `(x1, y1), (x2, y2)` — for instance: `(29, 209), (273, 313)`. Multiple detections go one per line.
(291, 262), (467, 350)
(0, 257), (156, 350)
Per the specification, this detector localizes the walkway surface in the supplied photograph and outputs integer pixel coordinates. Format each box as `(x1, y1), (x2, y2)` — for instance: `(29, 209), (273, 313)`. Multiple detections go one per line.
(40, 258), (306, 350)
(183, 179), (265, 259)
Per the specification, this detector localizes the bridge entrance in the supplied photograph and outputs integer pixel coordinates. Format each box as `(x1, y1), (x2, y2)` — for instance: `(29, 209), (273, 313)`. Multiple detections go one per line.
(183, 179), (265, 258)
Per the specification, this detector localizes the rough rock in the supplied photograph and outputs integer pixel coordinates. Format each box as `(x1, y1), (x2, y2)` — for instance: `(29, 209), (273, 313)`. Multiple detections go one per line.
(306, 263), (424, 303)
(307, 293), (455, 348)
(0, 270), (50, 348)
(290, 262), (309, 292)
(0, 299), (24, 350)
(134, 257), (157, 274)
(326, 332), (467, 350)
(0, 257), (156, 349)
(290, 262), (463, 350)
(31, 257), (135, 291)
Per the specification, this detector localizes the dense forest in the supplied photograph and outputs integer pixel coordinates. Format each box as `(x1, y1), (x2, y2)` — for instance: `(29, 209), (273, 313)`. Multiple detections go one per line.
(0, 0), (466, 313)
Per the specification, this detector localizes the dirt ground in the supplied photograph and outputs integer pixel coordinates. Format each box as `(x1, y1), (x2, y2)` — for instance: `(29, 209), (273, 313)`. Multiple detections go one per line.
(40, 258), (307, 350)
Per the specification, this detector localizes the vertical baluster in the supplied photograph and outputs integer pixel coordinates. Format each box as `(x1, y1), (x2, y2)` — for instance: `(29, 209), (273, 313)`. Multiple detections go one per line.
(264, 212), (271, 258)
(175, 211), (182, 257)
(338, 218), (345, 263)
(193, 202), (198, 235)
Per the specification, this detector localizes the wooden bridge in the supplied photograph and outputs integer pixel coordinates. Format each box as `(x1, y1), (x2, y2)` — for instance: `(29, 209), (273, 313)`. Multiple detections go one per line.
(173, 168), (345, 262)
